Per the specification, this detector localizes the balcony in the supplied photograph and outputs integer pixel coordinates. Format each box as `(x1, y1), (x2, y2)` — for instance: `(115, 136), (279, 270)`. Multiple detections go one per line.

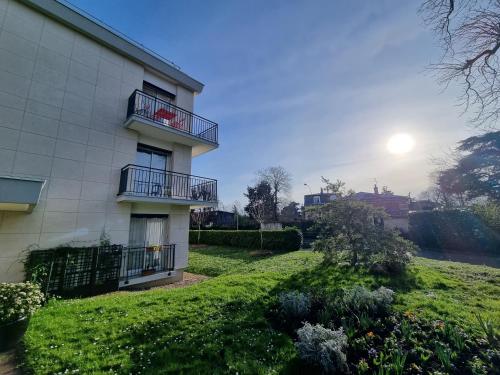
(125, 90), (218, 156)
(119, 244), (175, 287)
(116, 164), (217, 206)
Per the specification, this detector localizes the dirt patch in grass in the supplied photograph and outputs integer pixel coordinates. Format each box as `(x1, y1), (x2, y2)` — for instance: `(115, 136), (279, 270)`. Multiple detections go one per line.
(0, 350), (21, 375)
(156, 272), (210, 290)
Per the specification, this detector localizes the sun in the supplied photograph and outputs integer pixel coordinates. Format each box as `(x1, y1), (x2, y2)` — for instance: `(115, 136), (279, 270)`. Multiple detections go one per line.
(387, 133), (415, 155)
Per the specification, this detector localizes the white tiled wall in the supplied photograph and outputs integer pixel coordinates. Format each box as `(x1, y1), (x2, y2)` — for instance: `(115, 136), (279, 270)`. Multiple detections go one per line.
(0, 0), (195, 281)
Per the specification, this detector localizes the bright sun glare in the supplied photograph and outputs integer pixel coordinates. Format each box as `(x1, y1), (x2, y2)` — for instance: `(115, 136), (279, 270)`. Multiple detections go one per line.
(387, 133), (415, 155)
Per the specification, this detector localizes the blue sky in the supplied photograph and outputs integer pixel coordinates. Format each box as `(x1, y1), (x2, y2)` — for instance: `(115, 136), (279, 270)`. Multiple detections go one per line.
(69, 0), (475, 206)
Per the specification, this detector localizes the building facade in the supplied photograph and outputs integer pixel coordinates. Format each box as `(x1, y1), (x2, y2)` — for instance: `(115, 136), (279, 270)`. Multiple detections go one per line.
(0, 0), (218, 286)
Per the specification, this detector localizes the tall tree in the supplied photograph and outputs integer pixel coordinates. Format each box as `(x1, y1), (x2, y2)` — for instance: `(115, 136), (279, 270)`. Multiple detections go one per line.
(420, 0), (500, 127)
(435, 131), (500, 203)
(244, 181), (274, 222)
(257, 166), (292, 221)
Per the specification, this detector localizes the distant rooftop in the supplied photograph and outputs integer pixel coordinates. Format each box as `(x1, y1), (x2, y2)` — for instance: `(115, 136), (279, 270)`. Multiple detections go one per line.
(19, 0), (204, 93)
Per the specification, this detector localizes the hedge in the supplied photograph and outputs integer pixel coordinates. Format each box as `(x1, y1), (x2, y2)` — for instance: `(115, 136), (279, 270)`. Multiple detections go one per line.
(189, 228), (302, 251)
(409, 210), (500, 254)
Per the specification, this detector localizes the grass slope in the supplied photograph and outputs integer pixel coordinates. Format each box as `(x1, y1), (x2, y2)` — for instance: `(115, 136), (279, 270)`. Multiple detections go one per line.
(23, 248), (499, 374)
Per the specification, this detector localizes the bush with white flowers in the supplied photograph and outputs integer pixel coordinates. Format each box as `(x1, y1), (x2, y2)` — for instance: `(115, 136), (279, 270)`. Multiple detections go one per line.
(0, 282), (44, 325)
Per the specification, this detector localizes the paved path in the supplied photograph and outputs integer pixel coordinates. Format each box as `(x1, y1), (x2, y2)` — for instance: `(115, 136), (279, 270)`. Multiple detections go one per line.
(0, 350), (20, 375)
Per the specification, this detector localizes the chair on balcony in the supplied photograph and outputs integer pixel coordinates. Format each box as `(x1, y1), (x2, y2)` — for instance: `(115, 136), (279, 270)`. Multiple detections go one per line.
(135, 103), (151, 117)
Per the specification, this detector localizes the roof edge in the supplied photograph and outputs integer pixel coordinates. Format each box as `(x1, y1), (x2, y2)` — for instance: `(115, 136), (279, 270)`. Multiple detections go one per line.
(18, 0), (204, 93)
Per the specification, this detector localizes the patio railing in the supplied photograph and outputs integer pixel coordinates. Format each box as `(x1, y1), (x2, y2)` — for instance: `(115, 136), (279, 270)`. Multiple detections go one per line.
(118, 164), (217, 203)
(120, 244), (176, 283)
(126, 89), (218, 144)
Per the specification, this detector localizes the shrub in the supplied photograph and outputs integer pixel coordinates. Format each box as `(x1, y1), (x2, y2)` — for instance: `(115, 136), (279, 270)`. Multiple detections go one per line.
(311, 200), (387, 266)
(295, 322), (348, 373)
(340, 285), (395, 317)
(0, 282), (44, 325)
(312, 234), (352, 265)
(188, 228), (302, 251)
(278, 291), (311, 321)
(473, 202), (500, 233)
(409, 210), (500, 254)
(314, 230), (415, 275)
(369, 231), (417, 275)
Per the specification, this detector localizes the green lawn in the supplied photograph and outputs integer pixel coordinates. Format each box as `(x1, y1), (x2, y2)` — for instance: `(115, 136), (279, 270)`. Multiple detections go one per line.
(22, 247), (499, 374)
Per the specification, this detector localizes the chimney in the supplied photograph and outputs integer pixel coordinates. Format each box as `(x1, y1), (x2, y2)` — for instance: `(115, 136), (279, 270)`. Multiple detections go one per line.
(374, 184), (379, 195)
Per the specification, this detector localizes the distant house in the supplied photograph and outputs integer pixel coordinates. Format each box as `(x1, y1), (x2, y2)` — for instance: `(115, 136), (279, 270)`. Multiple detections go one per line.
(304, 189), (338, 207)
(303, 185), (410, 232)
(352, 186), (409, 232)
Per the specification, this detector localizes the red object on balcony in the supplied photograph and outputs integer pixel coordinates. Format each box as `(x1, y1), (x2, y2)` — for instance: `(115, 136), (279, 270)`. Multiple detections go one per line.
(170, 119), (186, 130)
(154, 108), (176, 121)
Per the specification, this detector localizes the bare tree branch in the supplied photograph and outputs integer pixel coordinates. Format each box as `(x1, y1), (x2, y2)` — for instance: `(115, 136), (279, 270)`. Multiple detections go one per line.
(420, 0), (500, 128)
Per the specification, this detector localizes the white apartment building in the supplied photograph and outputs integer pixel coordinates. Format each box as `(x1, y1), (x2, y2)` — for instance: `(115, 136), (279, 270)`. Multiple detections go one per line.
(0, 0), (218, 287)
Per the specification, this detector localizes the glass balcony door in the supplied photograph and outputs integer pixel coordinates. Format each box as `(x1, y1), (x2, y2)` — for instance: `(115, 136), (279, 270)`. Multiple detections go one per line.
(134, 145), (171, 198)
(128, 215), (169, 274)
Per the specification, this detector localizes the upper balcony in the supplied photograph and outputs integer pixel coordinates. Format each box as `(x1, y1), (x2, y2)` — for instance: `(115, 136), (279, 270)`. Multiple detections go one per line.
(124, 90), (218, 156)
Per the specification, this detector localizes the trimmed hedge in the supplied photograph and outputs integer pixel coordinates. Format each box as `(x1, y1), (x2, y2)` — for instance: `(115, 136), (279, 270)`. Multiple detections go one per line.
(409, 210), (500, 254)
(189, 228), (302, 251)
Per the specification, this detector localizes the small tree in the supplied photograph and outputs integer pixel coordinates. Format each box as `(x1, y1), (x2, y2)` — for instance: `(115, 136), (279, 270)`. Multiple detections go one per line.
(247, 199), (266, 249)
(312, 200), (387, 266)
(190, 209), (210, 244)
(232, 200), (243, 231)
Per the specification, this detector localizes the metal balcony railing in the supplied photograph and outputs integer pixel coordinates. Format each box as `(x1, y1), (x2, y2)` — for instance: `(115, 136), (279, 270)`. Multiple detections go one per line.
(120, 244), (175, 282)
(118, 164), (217, 203)
(126, 90), (218, 144)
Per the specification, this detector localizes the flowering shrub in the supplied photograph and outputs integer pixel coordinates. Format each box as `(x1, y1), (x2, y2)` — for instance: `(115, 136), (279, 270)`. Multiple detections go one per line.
(0, 282), (44, 325)
(295, 322), (348, 373)
(278, 291), (311, 322)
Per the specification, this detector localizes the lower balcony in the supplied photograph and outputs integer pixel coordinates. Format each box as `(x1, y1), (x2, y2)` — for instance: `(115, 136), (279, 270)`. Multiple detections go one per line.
(119, 244), (175, 287)
(117, 164), (217, 206)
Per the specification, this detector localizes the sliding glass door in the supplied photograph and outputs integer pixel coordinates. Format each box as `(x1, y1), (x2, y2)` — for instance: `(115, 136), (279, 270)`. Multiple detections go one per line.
(134, 145), (171, 197)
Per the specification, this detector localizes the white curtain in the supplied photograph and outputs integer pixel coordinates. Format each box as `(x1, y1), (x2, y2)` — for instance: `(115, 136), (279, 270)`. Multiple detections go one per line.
(129, 217), (168, 247)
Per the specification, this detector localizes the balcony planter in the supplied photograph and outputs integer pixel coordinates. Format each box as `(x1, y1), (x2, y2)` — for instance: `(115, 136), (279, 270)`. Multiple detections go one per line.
(0, 317), (30, 352)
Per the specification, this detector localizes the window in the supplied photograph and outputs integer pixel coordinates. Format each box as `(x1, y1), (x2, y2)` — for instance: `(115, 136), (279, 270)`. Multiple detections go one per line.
(143, 81), (175, 103)
(313, 196), (321, 204)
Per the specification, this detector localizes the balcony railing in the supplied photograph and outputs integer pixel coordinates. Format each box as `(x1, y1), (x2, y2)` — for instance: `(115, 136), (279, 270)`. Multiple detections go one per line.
(120, 244), (175, 282)
(126, 90), (218, 144)
(118, 164), (217, 203)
